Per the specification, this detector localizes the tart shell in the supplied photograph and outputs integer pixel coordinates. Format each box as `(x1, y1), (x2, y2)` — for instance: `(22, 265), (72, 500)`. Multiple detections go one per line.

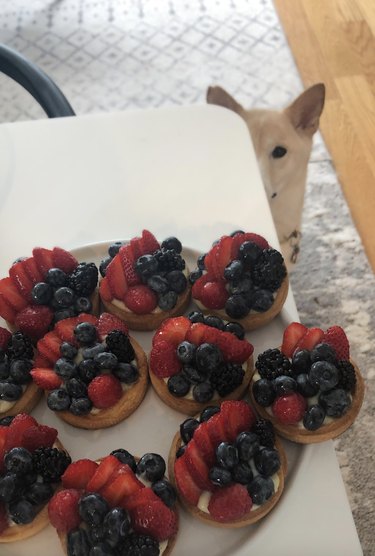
(0, 382), (42, 420)
(249, 357), (365, 444)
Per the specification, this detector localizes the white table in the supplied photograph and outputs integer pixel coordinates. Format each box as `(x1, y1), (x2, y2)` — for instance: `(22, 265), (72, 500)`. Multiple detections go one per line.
(0, 106), (363, 555)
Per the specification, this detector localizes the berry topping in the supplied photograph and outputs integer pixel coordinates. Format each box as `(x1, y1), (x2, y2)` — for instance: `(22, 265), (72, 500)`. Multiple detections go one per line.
(87, 374), (123, 409)
(61, 459), (99, 489)
(48, 489), (81, 532)
(0, 327), (11, 350)
(173, 455), (202, 505)
(272, 392), (307, 425)
(198, 280), (229, 310)
(30, 368), (63, 390)
(21, 424), (58, 452)
(150, 340), (181, 378)
(131, 499), (178, 541)
(281, 322), (308, 358)
(52, 247), (79, 274)
(208, 483), (252, 523)
(124, 285), (158, 315)
(321, 325), (350, 360)
(97, 312), (129, 340)
(15, 305), (54, 340)
(32, 446), (71, 482)
(255, 348), (292, 380)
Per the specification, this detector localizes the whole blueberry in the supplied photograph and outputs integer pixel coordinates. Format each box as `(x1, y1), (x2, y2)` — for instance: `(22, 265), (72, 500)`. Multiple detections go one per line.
(303, 404), (326, 430)
(225, 295), (249, 319)
(26, 482), (54, 505)
(319, 388), (351, 417)
(239, 241), (262, 266)
(136, 453), (166, 482)
(0, 360), (9, 380)
(5, 447), (33, 474)
(82, 343), (106, 359)
(9, 358), (33, 384)
(200, 405), (220, 422)
(111, 449), (136, 472)
(310, 343), (336, 364)
(8, 499), (36, 524)
(192, 381), (214, 402)
(296, 373), (320, 397)
(60, 342), (78, 360)
(176, 445), (186, 458)
(0, 381), (23, 401)
(252, 289), (274, 312)
(46, 268), (68, 287)
(176, 341), (196, 364)
(161, 237), (182, 253)
(232, 462), (253, 485)
(31, 282), (52, 305)
(55, 358), (78, 380)
(0, 473), (20, 502)
(180, 418), (200, 443)
(188, 269), (202, 284)
(254, 448), (281, 477)
(54, 286), (75, 308)
(228, 276), (253, 295)
(54, 308), (76, 322)
(273, 375), (297, 396)
(224, 321), (245, 339)
(195, 343), (223, 372)
(67, 528), (91, 556)
(252, 378), (276, 406)
(108, 241), (125, 258)
(188, 310), (205, 323)
(79, 493), (110, 526)
(103, 507), (131, 544)
(197, 254), (206, 270)
(236, 431), (260, 462)
(74, 322), (97, 345)
(47, 388), (71, 411)
(216, 442), (239, 469)
(247, 476), (274, 504)
(167, 374), (190, 397)
(224, 259), (244, 282)
(99, 256), (112, 277)
(113, 362), (139, 384)
(209, 466), (233, 487)
(94, 351), (118, 370)
(75, 296), (92, 314)
(147, 274), (169, 294)
(204, 315), (225, 330)
(309, 361), (339, 392)
(182, 365), (206, 385)
(79, 358), (99, 383)
(152, 479), (177, 508)
(65, 378), (88, 398)
(166, 270), (187, 294)
(89, 542), (114, 556)
(158, 291), (178, 311)
(291, 349), (311, 375)
(70, 397), (93, 415)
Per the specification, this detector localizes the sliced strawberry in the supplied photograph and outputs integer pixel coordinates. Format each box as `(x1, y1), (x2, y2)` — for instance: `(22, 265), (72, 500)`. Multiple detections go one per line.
(152, 316), (191, 347)
(48, 489), (81, 533)
(272, 392), (307, 425)
(34, 353), (51, 367)
(86, 455), (122, 492)
(295, 327), (324, 352)
(119, 245), (141, 286)
(9, 261), (34, 301)
(321, 325), (350, 360)
(30, 368), (63, 390)
(121, 486), (159, 511)
(0, 293), (17, 323)
(0, 326), (11, 350)
(131, 499), (178, 542)
(209, 243), (222, 281)
(62, 459), (99, 489)
(0, 427), (8, 473)
(208, 483), (252, 522)
(15, 305), (53, 340)
(130, 237), (142, 260)
(230, 232), (269, 258)
(216, 236), (234, 277)
(202, 326), (220, 344)
(52, 247), (78, 274)
(150, 340), (181, 378)
(203, 248), (216, 275)
(206, 412), (230, 447)
(185, 322), (209, 345)
(76, 313), (98, 326)
(191, 272), (215, 300)
(0, 277), (29, 310)
(22, 424), (58, 451)
(193, 422), (216, 467)
(4, 413), (38, 452)
(124, 285), (157, 314)
(23, 256), (44, 284)
(32, 247), (54, 276)
(281, 322), (308, 358)
(174, 455), (202, 506)
(106, 255), (128, 300)
(100, 464), (144, 506)
(199, 280), (228, 309)
(55, 317), (79, 344)
(140, 229), (160, 254)
(97, 312), (129, 340)
(184, 439), (213, 491)
(37, 330), (62, 364)
(99, 276), (113, 302)
(216, 331), (253, 363)
(88, 374), (123, 409)
(0, 500), (7, 534)
(220, 401), (257, 442)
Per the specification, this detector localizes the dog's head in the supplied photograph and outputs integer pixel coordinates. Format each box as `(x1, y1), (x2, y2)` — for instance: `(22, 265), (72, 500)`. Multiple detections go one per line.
(207, 84), (325, 264)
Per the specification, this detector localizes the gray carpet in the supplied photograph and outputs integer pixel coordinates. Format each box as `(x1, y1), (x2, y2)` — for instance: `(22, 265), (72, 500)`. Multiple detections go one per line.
(0, 0), (374, 553)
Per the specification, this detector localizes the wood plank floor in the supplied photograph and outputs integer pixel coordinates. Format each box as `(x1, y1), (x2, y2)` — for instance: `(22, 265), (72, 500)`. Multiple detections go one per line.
(273, 0), (375, 272)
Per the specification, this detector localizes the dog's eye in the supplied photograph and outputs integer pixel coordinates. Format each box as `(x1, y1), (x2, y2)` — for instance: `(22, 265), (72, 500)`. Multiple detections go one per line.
(271, 146), (287, 159)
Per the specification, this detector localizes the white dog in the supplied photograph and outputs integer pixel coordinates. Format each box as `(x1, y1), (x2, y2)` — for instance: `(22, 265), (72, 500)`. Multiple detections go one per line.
(207, 84), (325, 268)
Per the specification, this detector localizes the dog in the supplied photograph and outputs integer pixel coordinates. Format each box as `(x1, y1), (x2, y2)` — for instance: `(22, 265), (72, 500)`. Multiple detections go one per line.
(206, 83), (325, 268)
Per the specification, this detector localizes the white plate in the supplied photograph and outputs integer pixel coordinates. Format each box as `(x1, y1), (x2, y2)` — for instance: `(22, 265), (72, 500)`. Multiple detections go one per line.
(0, 241), (356, 556)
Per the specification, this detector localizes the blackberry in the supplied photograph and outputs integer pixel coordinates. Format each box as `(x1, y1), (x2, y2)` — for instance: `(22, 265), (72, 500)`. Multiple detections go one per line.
(251, 249), (286, 291)
(154, 249), (185, 272)
(120, 533), (159, 556)
(336, 360), (357, 392)
(7, 332), (33, 360)
(255, 348), (291, 380)
(210, 363), (244, 396)
(252, 418), (275, 448)
(69, 262), (98, 296)
(105, 330), (135, 363)
(32, 447), (71, 483)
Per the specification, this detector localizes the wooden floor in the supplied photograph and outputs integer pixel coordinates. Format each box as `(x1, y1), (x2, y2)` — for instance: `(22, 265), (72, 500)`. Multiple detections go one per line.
(273, 0), (375, 272)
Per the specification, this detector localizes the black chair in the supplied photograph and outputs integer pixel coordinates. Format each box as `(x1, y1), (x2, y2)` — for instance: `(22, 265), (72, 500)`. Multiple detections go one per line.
(0, 43), (75, 118)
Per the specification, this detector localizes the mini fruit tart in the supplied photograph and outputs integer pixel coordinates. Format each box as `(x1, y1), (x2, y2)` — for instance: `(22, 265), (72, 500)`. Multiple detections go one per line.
(168, 400), (286, 527)
(0, 246), (99, 340)
(49, 448), (178, 555)
(190, 231), (288, 331)
(0, 413), (71, 543)
(30, 313), (148, 429)
(149, 313), (254, 416)
(99, 230), (191, 331)
(250, 322), (365, 443)
(0, 327), (42, 418)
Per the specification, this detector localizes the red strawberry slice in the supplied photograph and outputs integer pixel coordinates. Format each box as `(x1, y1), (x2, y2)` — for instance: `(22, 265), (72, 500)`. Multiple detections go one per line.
(174, 455), (202, 506)
(61, 459), (98, 489)
(23, 256), (44, 284)
(220, 401), (257, 442)
(32, 247), (54, 275)
(0, 427), (8, 473)
(206, 412), (230, 447)
(106, 255), (128, 300)
(15, 305), (54, 340)
(295, 327), (324, 352)
(124, 285), (157, 314)
(52, 247), (78, 274)
(22, 424), (58, 451)
(34, 353), (51, 367)
(88, 374), (123, 409)
(9, 261), (34, 301)
(191, 272), (214, 299)
(55, 317), (78, 344)
(321, 325), (350, 360)
(150, 340), (181, 378)
(185, 322), (209, 345)
(37, 331), (62, 365)
(0, 277), (29, 310)
(281, 322), (308, 358)
(0, 293), (17, 323)
(203, 248), (216, 275)
(199, 280), (228, 309)
(31, 368), (63, 390)
(119, 245), (140, 286)
(0, 327), (11, 350)
(152, 316), (191, 347)
(216, 331), (253, 363)
(48, 489), (81, 533)
(4, 413), (38, 452)
(193, 422), (216, 467)
(86, 455), (122, 492)
(0, 500), (7, 534)
(202, 326), (221, 344)
(184, 439), (213, 491)
(272, 392), (307, 424)
(76, 313), (98, 326)
(97, 312), (129, 340)
(100, 464), (144, 506)
(130, 237), (143, 260)
(230, 232), (269, 258)
(208, 483), (252, 522)
(131, 499), (178, 542)
(121, 486), (159, 511)
(216, 236), (234, 277)
(99, 276), (112, 302)
(140, 229), (160, 254)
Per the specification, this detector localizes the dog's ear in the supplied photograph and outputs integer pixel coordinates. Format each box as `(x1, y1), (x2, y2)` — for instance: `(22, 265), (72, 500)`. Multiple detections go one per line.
(285, 83), (325, 136)
(206, 86), (244, 115)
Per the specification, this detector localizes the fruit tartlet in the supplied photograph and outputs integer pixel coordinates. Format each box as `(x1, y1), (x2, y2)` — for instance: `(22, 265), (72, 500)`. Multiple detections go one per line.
(0, 327), (42, 418)
(99, 230), (191, 330)
(149, 312), (254, 415)
(168, 400), (286, 527)
(49, 448), (178, 556)
(190, 231), (288, 331)
(0, 246), (99, 340)
(250, 323), (365, 443)
(0, 413), (71, 542)
(30, 313), (148, 429)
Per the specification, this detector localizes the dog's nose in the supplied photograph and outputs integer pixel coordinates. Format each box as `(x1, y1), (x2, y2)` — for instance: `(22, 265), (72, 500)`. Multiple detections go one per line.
(271, 192), (277, 199)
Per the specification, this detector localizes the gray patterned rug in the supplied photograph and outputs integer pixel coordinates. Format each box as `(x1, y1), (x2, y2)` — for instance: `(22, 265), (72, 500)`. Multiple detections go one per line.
(0, 0), (374, 553)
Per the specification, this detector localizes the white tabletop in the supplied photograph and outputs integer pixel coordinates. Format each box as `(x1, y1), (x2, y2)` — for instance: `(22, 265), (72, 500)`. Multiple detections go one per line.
(0, 105), (362, 555)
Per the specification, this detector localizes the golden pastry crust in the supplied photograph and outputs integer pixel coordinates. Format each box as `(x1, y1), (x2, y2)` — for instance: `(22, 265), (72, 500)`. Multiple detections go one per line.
(150, 355), (254, 416)
(168, 429), (287, 528)
(249, 358), (365, 444)
(52, 337), (149, 429)
(101, 283), (192, 331)
(195, 276), (289, 332)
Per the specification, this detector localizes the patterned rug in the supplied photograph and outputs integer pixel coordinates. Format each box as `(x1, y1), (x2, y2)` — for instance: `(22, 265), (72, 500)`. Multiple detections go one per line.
(0, 0), (374, 553)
